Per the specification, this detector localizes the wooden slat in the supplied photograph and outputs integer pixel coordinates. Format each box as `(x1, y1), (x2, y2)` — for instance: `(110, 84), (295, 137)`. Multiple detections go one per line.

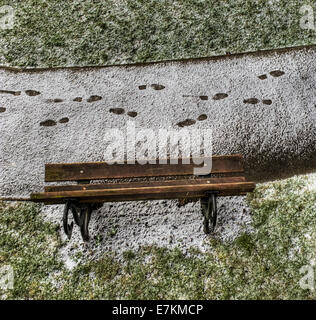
(45, 154), (244, 182)
(31, 181), (255, 202)
(38, 191), (249, 205)
(44, 176), (246, 192)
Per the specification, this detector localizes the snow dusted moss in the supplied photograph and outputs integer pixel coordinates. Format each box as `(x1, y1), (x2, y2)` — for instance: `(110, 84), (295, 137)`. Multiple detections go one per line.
(0, 0), (315, 68)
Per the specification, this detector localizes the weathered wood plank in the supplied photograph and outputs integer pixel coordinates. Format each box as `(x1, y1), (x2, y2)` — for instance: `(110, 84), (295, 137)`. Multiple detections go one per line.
(37, 190), (249, 205)
(45, 154), (244, 182)
(31, 181), (255, 202)
(44, 176), (246, 192)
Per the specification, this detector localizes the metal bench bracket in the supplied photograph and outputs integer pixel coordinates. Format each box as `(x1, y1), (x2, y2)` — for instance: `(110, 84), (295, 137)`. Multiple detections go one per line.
(200, 192), (218, 234)
(63, 200), (92, 241)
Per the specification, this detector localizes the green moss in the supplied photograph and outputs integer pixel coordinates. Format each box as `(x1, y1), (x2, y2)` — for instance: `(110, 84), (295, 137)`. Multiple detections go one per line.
(0, 0), (315, 68)
(235, 233), (255, 255)
(0, 202), (63, 299)
(123, 250), (136, 261)
(1, 174), (316, 299)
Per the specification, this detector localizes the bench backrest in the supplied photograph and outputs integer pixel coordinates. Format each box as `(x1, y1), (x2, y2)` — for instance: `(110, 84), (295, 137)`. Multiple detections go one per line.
(45, 154), (244, 182)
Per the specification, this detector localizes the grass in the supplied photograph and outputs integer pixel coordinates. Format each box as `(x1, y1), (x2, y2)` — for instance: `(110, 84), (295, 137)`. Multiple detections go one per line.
(0, 202), (62, 299)
(0, 174), (316, 299)
(0, 0), (315, 68)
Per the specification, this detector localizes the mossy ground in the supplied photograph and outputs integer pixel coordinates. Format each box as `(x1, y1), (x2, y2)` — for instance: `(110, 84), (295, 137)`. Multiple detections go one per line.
(0, 174), (315, 299)
(0, 0), (315, 68)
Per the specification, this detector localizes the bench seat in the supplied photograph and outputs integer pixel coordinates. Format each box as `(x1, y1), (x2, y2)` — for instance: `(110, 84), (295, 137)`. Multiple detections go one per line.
(31, 177), (255, 204)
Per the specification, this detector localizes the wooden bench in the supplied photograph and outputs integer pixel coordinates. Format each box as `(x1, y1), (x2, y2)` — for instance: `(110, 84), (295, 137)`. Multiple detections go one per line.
(30, 154), (255, 241)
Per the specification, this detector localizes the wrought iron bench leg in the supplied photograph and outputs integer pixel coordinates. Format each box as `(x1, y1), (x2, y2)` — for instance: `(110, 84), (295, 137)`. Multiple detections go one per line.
(63, 201), (79, 239)
(79, 205), (92, 241)
(200, 192), (218, 234)
(63, 200), (92, 241)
